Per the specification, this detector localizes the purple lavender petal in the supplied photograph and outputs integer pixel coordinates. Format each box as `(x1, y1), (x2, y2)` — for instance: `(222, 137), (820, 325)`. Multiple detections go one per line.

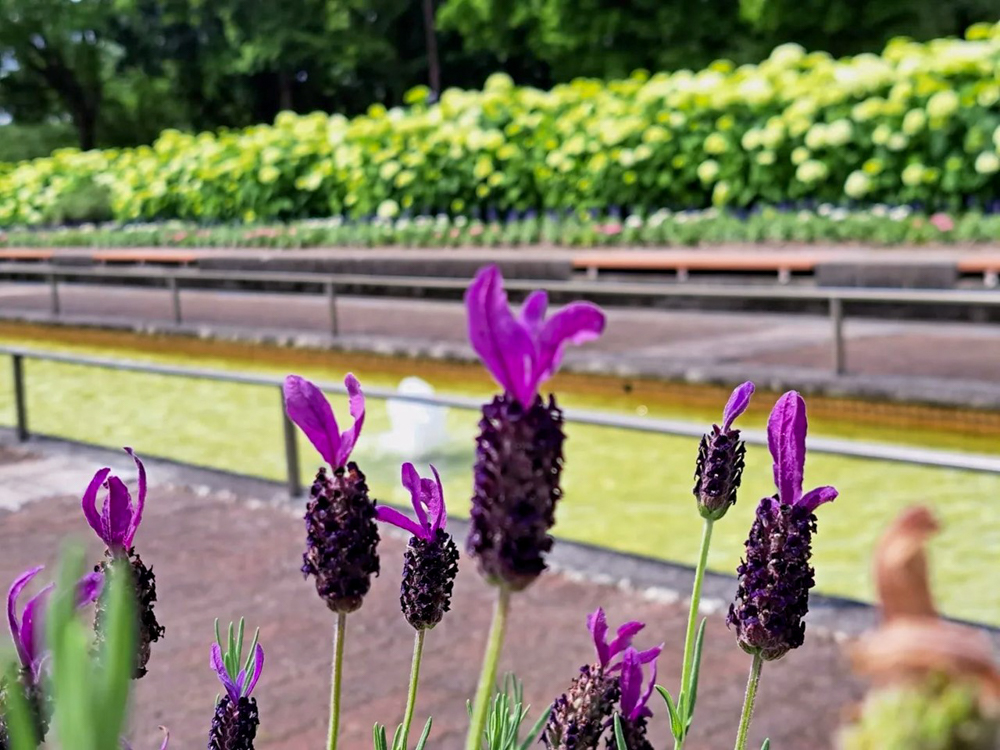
(721, 381), (755, 430)
(210, 643), (241, 704)
(20, 585), (54, 676)
(520, 290), (548, 334)
(334, 374), (366, 467)
(81, 467), (112, 543)
(587, 608), (610, 667)
(636, 643), (663, 665)
(159, 728), (170, 750)
(428, 464), (446, 532)
(375, 505), (427, 539)
(465, 265), (535, 405)
(619, 648), (642, 721)
(103, 476), (133, 550)
(76, 572), (104, 607)
(283, 375), (341, 467)
(767, 391), (807, 505)
(7, 566), (43, 668)
(635, 657), (659, 720)
(536, 302), (606, 383)
(799, 485), (838, 513)
(123, 448), (147, 548)
(401, 463), (429, 530)
(243, 643), (264, 697)
(606, 621), (645, 661)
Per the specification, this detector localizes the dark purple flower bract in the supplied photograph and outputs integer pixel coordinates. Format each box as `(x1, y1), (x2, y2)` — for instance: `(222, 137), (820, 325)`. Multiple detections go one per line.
(728, 391), (837, 661)
(694, 381), (753, 520)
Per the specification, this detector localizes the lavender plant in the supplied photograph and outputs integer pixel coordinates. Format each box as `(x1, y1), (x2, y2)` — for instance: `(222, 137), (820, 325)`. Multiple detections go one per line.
(375, 463), (459, 748)
(282, 373), (379, 750)
(728, 391), (838, 750)
(81, 448), (164, 679)
(462, 264), (606, 749)
(208, 619), (265, 750)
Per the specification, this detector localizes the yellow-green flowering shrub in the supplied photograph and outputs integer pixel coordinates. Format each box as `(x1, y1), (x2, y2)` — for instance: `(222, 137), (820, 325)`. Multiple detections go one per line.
(2, 22), (1000, 226)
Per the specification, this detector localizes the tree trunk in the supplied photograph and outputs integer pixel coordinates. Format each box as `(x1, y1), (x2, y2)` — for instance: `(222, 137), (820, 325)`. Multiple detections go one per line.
(73, 106), (98, 151)
(422, 0), (441, 97)
(278, 71), (293, 112)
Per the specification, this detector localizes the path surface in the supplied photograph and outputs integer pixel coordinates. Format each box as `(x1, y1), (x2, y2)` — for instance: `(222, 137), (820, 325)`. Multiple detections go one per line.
(0, 439), (865, 750)
(4, 282), (1000, 399)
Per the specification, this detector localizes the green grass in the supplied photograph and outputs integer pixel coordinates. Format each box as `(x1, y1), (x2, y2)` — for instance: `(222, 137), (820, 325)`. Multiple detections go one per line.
(0, 327), (997, 626)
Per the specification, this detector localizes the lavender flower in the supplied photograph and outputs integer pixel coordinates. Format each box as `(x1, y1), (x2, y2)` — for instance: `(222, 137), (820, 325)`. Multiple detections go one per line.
(694, 381), (754, 520)
(82, 448), (164, 679)
(208, 640), (264, 750)
(543, 608), (656, 750)
(465, 265), (605, 590)
(284, 374), (379, 613)
(727, 391), (838, 661)
(608, 646), (662, 750)
(376, 463), (459, 630)
(0, 567), (103, 748)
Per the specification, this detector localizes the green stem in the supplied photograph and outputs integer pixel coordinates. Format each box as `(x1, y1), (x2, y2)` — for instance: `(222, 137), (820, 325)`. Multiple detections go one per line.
(327, 613), (347, 750)
(464, 587), (511, 750)
(733, 654), (764, 750)
(675, 517), (714, 750)
(399, 628), (426, 749)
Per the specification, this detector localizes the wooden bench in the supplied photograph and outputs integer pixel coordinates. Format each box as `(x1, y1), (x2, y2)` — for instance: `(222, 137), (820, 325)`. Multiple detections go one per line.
(572, 251), (818, 284)
(957, 256), (1000, 288)
(0, 249), (55, 262)
(92, 250), (199, 266)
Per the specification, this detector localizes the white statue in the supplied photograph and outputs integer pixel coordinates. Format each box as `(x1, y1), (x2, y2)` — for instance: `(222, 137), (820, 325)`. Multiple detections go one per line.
(380, 376), (448, 458)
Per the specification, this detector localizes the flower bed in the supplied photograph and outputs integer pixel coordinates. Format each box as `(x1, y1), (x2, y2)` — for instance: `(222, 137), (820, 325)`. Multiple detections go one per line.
(1, 22), (999, 227)
(1, 206), (997, 249)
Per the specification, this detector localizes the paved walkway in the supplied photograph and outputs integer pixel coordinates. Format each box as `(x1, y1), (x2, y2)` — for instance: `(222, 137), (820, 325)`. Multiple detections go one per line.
(0, 438), (863, 750)
(4, 282), (1000, 407)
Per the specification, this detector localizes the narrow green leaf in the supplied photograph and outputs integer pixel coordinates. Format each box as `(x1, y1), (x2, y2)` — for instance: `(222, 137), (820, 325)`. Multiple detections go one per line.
(654, 685), (682, 740)
(518, 706), (551, 750)
(242, 627), (261, 676)
(413, 717), (433, 750)
(235, 618), (245, 666)
(372, 723), (388, 750)
(687, 618), (708, 720)
(761, 740), (771, 750)
(94, 560), (136, 750)
(673, 692), (686, 739)
(390, 722), (403, 750)
(613, 714), (628, 750)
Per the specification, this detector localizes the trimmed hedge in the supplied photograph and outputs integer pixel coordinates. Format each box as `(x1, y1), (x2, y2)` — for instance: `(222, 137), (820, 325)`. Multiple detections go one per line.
(1, 22), (1000, 227)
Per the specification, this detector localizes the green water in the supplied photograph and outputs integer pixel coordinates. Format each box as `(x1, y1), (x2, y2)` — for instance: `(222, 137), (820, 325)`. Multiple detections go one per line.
(0, 325), (997, 626)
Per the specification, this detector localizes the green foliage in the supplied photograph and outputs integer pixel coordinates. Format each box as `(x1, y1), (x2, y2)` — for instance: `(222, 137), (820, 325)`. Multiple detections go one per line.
(0, 123), (77, 163)
(3, 22), (1000, 227)
(838, 677), (1000, 750)
(372, 717), (433, 750)
(471, 674), (549, 750)
(41, 178), (113, 226)
(5, 547), (136, 750)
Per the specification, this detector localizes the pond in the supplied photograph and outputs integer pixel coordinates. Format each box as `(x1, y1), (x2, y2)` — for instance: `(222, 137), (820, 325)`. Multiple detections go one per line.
(0, 322), (997, 626)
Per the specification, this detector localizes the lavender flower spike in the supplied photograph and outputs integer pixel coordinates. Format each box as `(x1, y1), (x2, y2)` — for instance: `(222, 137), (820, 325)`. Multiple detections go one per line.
(1, 567), (104, 748)
(81, 447), (147, 554)
(83, 449), (164, 679)
(465, 264), (606, 408)
(543, 609), (654, 750)
(465, 266), (606, 590)
(376, 464), (459, 630)
(609, 646), (663, 750)
(208, 639), (264, 750)
(283, 374), (364, 470)
(728, 391), (838, 661)
(694, 381), (754, 520)
(288, 374), (380, 613)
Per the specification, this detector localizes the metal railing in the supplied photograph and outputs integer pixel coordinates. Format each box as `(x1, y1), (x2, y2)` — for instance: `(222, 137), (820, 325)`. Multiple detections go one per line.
(2, 262), (1000, 376)
(5, 346), (1000, 499)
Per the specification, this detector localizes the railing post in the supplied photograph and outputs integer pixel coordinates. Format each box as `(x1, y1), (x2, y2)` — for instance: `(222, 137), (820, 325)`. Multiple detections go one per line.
(167, 275), (182, 324)
(12, 354), (28, 442)
(326, 281), (339, 336)
(280, 387), (302, 497)
(830, 297), (846, 375)
(48, 274), (60, 316)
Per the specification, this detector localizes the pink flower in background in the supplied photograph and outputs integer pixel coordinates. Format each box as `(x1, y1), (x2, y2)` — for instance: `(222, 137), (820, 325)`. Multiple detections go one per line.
(930, 213), (955, 232)
(597, 223), (623, 236)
